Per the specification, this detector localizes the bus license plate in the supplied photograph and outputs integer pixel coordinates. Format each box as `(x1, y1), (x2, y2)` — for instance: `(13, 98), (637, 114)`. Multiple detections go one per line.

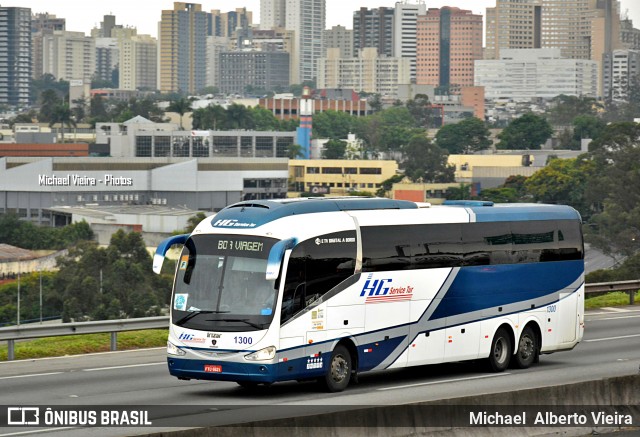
(204, 364), (222, 373)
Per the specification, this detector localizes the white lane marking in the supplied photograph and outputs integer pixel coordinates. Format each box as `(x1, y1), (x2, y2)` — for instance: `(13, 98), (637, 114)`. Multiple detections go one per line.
(0, 347), (166, 366)
(0, 427), (75, 436)
(82, 362), (165, 372)
(584, 333), (640, 343)
(601, 307), (631, 313)
(377, 373), (511, 391)
(588, 315), (640, 322)
(0, 372), (63, 380)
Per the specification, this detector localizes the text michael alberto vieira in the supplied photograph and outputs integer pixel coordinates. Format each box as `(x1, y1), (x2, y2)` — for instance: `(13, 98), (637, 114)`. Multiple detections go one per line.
(470, 410), (634, 426)
(38, 174), (133, 186)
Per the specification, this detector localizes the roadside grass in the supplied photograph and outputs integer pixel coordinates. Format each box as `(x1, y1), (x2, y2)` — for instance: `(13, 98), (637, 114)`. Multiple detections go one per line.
(0, 329), (167, 361)
(585, 290), (640, 310)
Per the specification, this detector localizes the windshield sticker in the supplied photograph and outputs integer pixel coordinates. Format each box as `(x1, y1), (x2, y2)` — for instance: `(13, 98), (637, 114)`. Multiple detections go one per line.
(179, 255), (189, 270)
(261, 308), (273, 316)
(174, 293), (188, 311)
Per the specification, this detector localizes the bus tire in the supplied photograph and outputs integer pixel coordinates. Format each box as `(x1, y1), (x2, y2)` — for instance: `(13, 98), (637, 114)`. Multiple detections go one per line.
(513, 326), (537, 369)
(321, 344), (351, 392)
(487, 327), (512, 372)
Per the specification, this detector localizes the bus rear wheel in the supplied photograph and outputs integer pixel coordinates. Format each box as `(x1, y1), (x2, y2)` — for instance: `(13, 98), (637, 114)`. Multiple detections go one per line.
(513, 326), (537, 369)
(487, 327), (512, 372)
(320, 345), (351, 392)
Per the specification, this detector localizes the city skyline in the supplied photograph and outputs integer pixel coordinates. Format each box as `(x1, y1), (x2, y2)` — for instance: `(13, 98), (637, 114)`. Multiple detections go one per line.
(14, 0), (640, 39)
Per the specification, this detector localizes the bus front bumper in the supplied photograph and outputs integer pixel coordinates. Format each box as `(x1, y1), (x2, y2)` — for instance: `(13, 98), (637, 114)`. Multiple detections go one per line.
(167, 357), (277, 383)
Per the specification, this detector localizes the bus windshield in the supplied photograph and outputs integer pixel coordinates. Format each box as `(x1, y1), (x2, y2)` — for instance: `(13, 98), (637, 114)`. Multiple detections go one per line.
(172, 234), (279, 332)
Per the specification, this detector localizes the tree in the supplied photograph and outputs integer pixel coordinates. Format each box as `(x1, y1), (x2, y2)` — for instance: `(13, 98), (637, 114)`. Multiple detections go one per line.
(585, 122), (640, 256)
(38, 89), (61, 123)
(49, 103), (76, 142)
(446, 184), (472, 200)
(524, 157), (595, 217)
(402, 135), (455, 183)
(225, 103), (254, 130)
(548, 95), (601, 126)
(192, 105), (227, 130)
(322, 139), (347, 159)
(376, 174), (404, 197)
(89, 94), (108, 123)
(166, 98), (193, 130)
(312, 110), (356, 139)
(287, 143), (304, 159)
(354, 107), (421, 154)
(496, 113), (553, 150)
(367, 94), (383, 113)
(435, 117), (492, 154)
(183, 212), (207, 234)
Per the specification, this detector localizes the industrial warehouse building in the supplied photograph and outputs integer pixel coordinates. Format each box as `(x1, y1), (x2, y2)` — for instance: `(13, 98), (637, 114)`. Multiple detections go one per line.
(0, 156), (288, 226)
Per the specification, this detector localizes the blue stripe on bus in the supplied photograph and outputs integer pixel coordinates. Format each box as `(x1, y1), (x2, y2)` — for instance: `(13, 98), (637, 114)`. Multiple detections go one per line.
(429, 261), (583, 321)
(470, 204), (581, 222)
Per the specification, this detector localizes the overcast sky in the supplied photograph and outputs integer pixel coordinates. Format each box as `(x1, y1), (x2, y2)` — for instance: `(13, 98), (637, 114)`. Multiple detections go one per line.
(15, 0), (640, 39)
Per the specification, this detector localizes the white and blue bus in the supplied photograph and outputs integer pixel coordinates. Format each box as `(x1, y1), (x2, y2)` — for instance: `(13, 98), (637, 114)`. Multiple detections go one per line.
(153, 198), (584, 392)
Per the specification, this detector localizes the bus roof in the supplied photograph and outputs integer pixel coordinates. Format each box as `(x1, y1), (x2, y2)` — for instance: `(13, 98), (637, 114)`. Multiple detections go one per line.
(210, 197), (581, 230)
(211, 197), (417, 229)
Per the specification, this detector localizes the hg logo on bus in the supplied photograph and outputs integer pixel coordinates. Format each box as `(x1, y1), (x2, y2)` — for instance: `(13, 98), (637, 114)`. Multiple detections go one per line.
(360, 277), (393, 296)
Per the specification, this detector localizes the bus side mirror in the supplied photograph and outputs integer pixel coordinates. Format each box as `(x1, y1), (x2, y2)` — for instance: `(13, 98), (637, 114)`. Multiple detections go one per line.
(266, 238), (297, 280)
(153, 233), (189, 274)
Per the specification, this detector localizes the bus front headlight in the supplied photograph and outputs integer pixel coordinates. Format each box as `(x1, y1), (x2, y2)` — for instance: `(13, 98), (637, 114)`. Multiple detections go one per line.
(244, 346), (276, 361)
(167, 341), (186, 356)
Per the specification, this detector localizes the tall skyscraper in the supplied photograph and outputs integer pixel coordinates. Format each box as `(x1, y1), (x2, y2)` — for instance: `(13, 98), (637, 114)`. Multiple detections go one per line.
(0, 7), (31, 107)
(416, 7), (483, 90)
(285, 0), (325, 84)
(485, 0), (542, 60)
(31, 13), (64, 79)
(393, 1), (426, 82)
(159, 2), (208, 94)
(118, 33), (158, 91)
(260, 0), (286, 30)
(353, 7), (394, 58)
(43, 31), (94, 82)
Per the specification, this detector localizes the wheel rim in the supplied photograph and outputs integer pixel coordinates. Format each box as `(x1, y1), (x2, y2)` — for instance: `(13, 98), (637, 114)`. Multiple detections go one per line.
(331, 354), (349, 383)
(493, 337), (508, 364)
(519, 335), (534, 361)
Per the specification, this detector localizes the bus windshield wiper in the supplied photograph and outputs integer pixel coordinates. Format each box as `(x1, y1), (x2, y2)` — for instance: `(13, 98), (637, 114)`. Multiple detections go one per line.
(175, 310), (227, 326)
(214, 318), (264, 329)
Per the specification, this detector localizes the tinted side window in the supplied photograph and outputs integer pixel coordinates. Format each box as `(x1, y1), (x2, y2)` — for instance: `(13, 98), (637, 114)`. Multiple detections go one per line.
(281, 231), (356, 324)
(411, 224), (463, 269)
(361, 226), (412, 272)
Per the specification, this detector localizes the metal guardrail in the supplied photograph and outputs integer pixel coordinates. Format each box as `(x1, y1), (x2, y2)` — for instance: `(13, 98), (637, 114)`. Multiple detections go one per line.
(0, 316), (168, 361)
(585, 280), (638, 305)
(0, 281), (637, 362)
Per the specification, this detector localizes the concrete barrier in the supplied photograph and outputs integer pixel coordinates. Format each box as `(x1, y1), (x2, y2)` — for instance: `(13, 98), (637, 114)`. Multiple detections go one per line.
(140, 374), (640, 437)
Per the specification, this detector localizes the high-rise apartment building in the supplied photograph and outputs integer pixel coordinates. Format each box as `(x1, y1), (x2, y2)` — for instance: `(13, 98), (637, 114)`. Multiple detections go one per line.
(603, 49), (640, 102)
(119, 34), (158, 91)
(219, 51), (290, 94)
(353, 7), (394, 58)
(285, 0), (325, 84)
(0, 7), (31, 107)
(211, 8), (252, 38)
(324, 25), (353, 58)
(159, 2), (208, 94)
(95, 38), (119, 85)
(31, 13), (64, 80)
(260, 0), (286, 30)
(318, 47), (410, 97)
(621, 18), (640, 51)
(485, 0), (542, 60)
(394, 1), (426, 82)
(486, 0), (622, 60)
(42, 31), (95, 82)
(416, 7), (483, 90)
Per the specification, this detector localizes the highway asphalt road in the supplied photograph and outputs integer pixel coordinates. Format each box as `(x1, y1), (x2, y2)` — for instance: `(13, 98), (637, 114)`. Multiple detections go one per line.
(0, 306), (639, 436)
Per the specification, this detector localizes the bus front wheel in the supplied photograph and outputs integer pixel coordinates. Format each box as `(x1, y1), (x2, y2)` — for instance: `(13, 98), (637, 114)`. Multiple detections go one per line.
(487, 327), (512, 372)
(320, 344), (351, 392)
